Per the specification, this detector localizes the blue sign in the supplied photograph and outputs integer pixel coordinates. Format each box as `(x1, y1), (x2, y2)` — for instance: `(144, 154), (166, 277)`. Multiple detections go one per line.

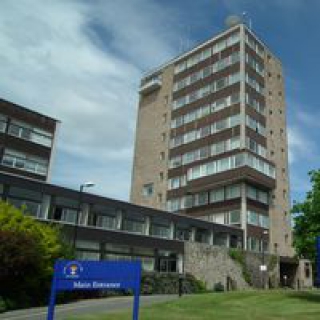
(316, 236), (320, 287)
(47, 260), (141, 320)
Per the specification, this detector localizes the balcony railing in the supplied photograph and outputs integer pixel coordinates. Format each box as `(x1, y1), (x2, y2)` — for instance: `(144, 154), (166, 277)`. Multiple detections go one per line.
(139, 77), (162, 94)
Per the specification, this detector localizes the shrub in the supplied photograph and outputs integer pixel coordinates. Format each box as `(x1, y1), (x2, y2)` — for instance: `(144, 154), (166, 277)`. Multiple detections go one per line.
(140, 272), (206, 295)
(0, 297), (6, 313)
(213, 282), (225, 292)
(0, 201), (72, 309)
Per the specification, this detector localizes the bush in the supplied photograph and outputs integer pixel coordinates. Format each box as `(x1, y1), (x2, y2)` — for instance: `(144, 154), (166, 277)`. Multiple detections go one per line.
(0, 297), (6, 313)
(213, 282), (225, 292)
(140, 273), (207, 295)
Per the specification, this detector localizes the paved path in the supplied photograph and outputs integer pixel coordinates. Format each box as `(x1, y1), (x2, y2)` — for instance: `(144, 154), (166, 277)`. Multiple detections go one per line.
(0, 295), (178, 320)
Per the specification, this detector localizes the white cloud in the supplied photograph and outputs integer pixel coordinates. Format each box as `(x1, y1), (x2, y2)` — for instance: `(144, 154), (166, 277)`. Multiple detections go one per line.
(0, 0), (183, 200)
(287, 126), (315, 164)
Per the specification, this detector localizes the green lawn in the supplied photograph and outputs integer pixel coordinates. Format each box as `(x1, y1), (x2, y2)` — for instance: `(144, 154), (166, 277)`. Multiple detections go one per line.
(67, 290), (320, 320)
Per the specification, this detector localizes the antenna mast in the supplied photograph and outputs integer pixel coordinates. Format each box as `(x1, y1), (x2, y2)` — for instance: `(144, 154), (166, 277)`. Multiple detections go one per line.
(242, 11), (252, 30)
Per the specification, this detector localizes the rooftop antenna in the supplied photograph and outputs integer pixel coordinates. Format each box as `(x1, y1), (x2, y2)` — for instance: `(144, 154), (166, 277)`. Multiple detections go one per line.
(242, 11), (252, 30)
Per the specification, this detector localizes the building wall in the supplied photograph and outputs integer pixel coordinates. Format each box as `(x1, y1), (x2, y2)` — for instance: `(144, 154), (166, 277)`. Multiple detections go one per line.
(184, 242), (280, 290)
(130, 65), (174, 210)
(264, 53), (293, 257)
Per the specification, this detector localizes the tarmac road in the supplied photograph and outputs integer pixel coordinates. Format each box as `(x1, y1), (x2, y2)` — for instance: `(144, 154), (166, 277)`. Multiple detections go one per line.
(0, 295), (178, 320)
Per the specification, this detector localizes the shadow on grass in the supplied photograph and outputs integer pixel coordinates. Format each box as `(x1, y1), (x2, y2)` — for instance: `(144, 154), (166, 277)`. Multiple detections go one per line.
(285, 291), (320, 303)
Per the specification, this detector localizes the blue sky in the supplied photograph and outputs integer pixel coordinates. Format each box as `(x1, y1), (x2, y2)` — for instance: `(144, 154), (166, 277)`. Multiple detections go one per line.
(0, 0), (319, 203)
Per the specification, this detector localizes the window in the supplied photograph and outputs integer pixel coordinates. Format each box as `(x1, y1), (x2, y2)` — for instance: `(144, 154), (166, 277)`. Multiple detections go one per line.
(0, 114), (7, 132)
(199, 147), (209, 159)
(8, 197), (41, 217)
(2, 149), (48, 176)
(229, 210), (241, 224)
(226, 185), (240, 199)
(8, 120), (53, 147)
(161, 133), (166, 141)
(200, 126), (210, 138)
(122, 219), (144, 234)
(77, 251), (100, 260)
(219, 157), (230, 171)
(142, 183), (154, 196)
(213, 141), (225, 155)
(167, 199), (180, 212)
(248, 237), (259, 252)
(235, 154), (244, 167)
(169, 156), (181, 168)
(247, 186), (257, 200)
(175, 227), (191, 241)
(231, 92), (240, 104)
(182, 152), (194, 165)
(206, 162), (216, 175)
(168, 177), (180, 190)
(260, 215), (270, 229)
(159, 172), (164, 182)
(151, 224), (170, 238)
(160, 152), (165, 161)
(247, 210), (259, 225)
(53, 207), (77, 223)
(210, 188), (224, 203)
(216, 119), (227, 131)
(230, 114), (240, 127)
(195, 192), (208, 206)
(97, 215), (116, 229)
(230, 136), (240, 149)
(216, 78), (226, 90)
(203, 65), (211, 78)
(258, 191), (268, 204)
(189, 166), (201, 180)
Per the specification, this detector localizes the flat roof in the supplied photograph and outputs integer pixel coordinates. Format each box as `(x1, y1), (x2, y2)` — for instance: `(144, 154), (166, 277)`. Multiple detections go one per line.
(142, 23), (281, 80)
(0, 97), (61, 123)
(0, 170), (243, 235)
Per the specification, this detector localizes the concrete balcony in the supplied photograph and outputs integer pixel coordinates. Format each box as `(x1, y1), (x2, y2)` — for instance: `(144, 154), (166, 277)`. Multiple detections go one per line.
(139, 77), (162, 95)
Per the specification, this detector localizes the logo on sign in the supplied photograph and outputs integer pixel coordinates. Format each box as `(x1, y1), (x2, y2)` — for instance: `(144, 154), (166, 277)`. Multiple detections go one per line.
(63, 261), (83, 279)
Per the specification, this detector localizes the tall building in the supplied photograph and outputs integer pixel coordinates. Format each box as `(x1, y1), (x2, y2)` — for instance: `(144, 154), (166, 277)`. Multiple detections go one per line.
(0, 98), (59, 182)
(131, 21), (293, 257)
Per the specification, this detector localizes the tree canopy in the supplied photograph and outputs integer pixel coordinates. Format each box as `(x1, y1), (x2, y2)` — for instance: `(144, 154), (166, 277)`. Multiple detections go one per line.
(292, 170), (320, 263)
(0, 201), (72, 309)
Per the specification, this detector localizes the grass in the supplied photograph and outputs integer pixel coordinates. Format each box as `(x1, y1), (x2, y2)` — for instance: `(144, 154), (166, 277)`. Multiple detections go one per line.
(67, 290), (320, 320)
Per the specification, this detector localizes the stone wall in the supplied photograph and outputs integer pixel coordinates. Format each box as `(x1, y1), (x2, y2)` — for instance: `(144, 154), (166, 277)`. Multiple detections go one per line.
(184, 242), (249, 290)
(184, 242), (280, 290)
(244, 251), (279, 288)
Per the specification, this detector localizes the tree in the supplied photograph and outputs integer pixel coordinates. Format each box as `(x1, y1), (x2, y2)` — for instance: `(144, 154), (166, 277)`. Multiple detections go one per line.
(292, 170), (320, 264)
(0, 201), (72, 308)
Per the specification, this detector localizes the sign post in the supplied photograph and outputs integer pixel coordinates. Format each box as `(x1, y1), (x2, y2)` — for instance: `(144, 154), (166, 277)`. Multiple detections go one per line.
(47, 260), (141, 320)
(316, 236), (320, 287)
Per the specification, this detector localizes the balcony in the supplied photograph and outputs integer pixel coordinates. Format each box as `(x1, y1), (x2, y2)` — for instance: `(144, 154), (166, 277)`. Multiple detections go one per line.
(139, 76), (162, 95)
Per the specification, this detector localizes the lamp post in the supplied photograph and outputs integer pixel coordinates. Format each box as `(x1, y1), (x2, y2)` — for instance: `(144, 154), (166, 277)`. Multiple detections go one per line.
(260, 230), (269, 289)
(72, 182), (95, 252)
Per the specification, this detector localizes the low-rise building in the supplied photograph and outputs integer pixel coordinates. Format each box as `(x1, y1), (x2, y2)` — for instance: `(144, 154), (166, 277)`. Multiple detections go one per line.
(0, 98), (59, 182)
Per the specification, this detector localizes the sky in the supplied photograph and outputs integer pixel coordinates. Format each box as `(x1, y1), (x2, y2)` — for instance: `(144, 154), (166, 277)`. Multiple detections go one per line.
(0, 0), (319, 204)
